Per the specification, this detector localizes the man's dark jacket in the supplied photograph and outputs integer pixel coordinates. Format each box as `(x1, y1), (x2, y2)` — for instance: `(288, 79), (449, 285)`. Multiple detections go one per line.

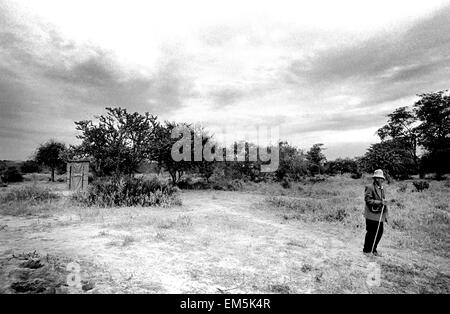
(364, 183), (388, 222)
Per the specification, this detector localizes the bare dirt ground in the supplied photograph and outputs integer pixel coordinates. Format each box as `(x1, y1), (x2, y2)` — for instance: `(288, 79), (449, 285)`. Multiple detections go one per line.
(1, 190), (449, 293)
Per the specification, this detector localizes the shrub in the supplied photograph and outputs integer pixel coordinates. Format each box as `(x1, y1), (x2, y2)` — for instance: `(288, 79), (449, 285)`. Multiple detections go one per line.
(20, 160), (41, 174)
(1, 167), (24, 183)
(413, 181), (430, 192)
(281, 178), (292, 189)
(397, 183), (408, 193)
(71, 176), (181, 207)
(177, 177), (210, 190)
(324, 208), (348, 222)
(309, 175), (327, 183)
(227, 179), (243, 191)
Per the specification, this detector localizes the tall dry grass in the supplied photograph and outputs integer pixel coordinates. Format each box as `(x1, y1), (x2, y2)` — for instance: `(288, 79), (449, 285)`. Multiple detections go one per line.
(0, 184), (61, 216)
(263, 175), (450, 257)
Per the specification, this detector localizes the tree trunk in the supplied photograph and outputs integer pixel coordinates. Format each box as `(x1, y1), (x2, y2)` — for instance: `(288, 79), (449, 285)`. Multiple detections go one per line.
(51, 168), (55, 182)
(418, 164), (425, 179)
(169, 170), (177, 185)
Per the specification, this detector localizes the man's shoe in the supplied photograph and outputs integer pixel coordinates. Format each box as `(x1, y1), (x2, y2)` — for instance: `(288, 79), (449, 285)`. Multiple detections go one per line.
(363, 251), (372, 257)
(373, 251), (383, 257)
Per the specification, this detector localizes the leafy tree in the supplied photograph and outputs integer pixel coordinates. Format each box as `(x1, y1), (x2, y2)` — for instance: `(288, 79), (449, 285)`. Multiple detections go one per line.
(359, 140), (415, 180)
(150, 122), (197, 185)
(414, 90), (450, 178)
(306, 143), (326, 176)
(326, 158), (359, 175)
(377, 106), (421, 176)
(1, 166), (23, 183)
(74, 107), (158, 177)
(276, 141), (307, 181)
(35, 140), (67, 182)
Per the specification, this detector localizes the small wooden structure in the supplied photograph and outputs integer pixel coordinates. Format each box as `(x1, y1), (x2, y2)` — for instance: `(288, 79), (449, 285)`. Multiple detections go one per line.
(67, 160), (90, 191)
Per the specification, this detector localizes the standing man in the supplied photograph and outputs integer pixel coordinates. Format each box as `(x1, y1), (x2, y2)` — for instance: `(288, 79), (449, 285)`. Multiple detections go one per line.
(363, 169), (388, 256)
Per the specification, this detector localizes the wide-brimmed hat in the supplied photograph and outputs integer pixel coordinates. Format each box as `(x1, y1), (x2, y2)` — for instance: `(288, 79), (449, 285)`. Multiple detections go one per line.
(372, 169), (385, 180)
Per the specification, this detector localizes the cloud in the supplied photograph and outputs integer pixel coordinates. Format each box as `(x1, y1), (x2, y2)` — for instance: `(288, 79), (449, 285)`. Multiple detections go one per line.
(0, 3), (196, 159)
(1, 1), (450, 160)
(285, 5), (450, 108)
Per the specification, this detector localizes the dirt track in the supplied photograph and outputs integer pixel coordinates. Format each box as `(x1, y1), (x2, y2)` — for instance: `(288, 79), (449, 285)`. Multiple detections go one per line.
(0, 191), (448, 293)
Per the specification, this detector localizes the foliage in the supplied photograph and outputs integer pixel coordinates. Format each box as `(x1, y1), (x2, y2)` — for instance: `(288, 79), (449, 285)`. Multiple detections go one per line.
(20, 160), (41, 174)
(280, 177), (292, 189)
(276, 142), (307, 181)
(325, 158), (359, 175)
(306, 144), (326, 176)
(1, 167), (23, 183)
(212, 178), (244, 191)
(397, 183), (408, 193)
(412, 180), (430, 192)
(71, 176), (181, 207)
(359, 140), (416, 180)
(225, 142), (266, 182)
(360, 90), (450, 180)
(74, 107), (158, 177)
(35, 140), (67, 182)
(308, 174), (327, 183)
(377, 106), (420, 175)
(151, 123), (223, 185)
(176, 177), (211, 190)
(150, 122), (197, 185)
(414, 91), (450, 156)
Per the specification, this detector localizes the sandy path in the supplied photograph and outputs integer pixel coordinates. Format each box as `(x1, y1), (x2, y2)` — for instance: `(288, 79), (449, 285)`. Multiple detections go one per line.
(0, 191), (448, 293)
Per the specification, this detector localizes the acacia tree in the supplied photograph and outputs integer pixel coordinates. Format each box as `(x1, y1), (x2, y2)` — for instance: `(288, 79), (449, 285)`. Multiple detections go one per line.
(35, 140), (67, 182)
(74, 107), (159, 177)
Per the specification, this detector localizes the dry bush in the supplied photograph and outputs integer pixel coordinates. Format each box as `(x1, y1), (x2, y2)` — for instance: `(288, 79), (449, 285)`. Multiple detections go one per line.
(397, 183), (408, 193)
(71, 176), (181, 208)
(413, 180), (430, 192)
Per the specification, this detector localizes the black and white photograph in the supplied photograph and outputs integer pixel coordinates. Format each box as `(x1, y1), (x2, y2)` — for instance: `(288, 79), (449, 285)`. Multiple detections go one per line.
(0, 0), (449, 298)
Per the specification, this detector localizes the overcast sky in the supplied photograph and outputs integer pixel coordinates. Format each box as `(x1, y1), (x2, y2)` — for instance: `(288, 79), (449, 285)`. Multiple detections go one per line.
(1, 0), (450, 160)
